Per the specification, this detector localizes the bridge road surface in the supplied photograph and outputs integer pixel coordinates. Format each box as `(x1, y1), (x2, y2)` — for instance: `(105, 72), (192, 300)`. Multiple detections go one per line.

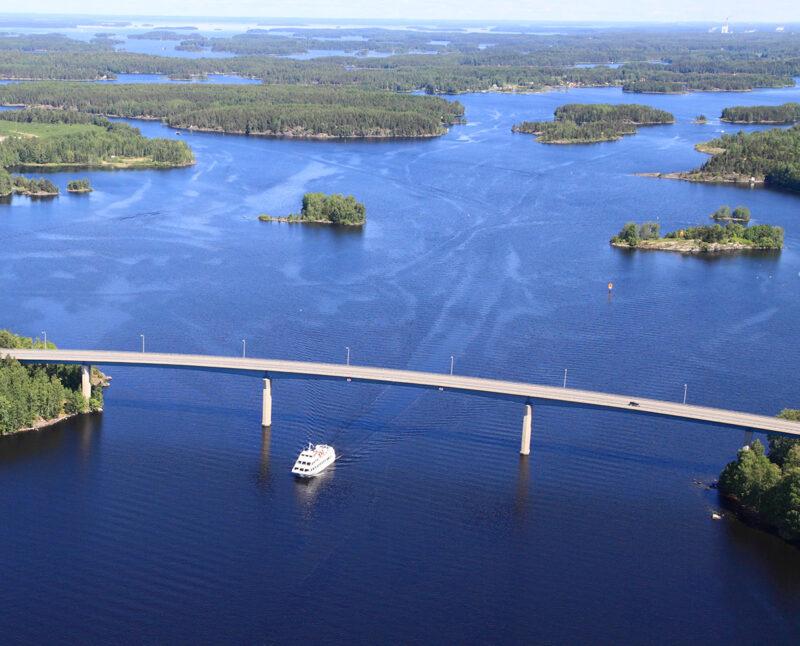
(4, 349), (799, 437)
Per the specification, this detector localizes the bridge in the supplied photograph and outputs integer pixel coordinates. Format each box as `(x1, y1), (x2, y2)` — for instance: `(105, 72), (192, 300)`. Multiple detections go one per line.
(4, 348), (798, 453)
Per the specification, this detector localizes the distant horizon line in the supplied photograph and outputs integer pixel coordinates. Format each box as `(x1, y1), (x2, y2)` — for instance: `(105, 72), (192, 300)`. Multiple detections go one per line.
(0, 12), (798, 26)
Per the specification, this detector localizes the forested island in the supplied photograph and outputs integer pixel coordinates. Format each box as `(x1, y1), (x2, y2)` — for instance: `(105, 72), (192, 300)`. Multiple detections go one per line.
(513, 104), (674, 143)
(718, 410), (800, 545)
(67, 178), (92, 193)
(0, 84), (465, 139)
(611, 220), (783, 253)
(0, 108), (193, 169)
(0, 29), (797, 95)
(711, 205), (750, 223)
(0, 330), (106, 435)
(721, 102), (800, 124)
(259, 193), (366, 226)
(643, 125), (800, 194)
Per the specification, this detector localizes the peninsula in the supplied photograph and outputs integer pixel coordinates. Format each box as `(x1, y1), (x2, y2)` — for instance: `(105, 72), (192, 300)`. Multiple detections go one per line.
(512, 103), (674, 143)
(0, 84), (465, 139)
(259, 193), (366, 226)
(0, 108), (194, 170)
(718, 410), (800, 546)
(0, 329), (107, 435)
(610, 220), (783, 253)
(721, 102), (800, 124)
(642, 125), (800, 194)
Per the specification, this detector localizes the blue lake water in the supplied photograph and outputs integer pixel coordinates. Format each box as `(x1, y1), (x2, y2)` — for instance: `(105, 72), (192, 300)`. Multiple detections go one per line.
(2, 84), (800, 642)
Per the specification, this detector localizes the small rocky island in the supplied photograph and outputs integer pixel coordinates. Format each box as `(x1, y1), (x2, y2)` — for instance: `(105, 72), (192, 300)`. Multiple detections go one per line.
(717, 410), (800, 546)
(67, 178), (92, 193)
(512, 103), (674, 144)
(610, 217), (783, 253)
(0, 172), (59, 197)
(259, 193), (366, 226)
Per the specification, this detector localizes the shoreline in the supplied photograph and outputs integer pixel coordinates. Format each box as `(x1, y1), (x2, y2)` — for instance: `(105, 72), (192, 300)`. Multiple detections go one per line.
(611, 239), (778, 254)
(719, 493), (800, 549)
(7, 409), (101, 436)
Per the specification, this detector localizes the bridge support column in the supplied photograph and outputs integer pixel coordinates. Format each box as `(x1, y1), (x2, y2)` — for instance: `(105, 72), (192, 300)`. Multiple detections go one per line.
(743, 430), (753, 447)
(261, 377), (272, 427)
(520, 403), (532, 456)
(81, 364), (91, 401)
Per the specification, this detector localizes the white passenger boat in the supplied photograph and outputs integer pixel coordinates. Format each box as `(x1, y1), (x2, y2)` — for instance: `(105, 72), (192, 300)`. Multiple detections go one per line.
(291, 443), (336, 478)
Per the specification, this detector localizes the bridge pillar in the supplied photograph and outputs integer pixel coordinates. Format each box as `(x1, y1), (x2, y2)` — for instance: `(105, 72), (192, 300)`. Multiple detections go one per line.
(520, 403), (532, 455)
(261, 377), (272, 427)
(81, 364), (91, 401)
(743, 430), (754, 447)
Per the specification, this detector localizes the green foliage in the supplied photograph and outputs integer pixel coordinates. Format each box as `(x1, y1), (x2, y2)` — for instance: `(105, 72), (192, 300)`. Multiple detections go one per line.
(610, 221), (659, 246)
(0, 29), (798, 95)
(693, 125), (800, 193)
(0, 329), (107, 434)
(0, 108), (193, 168)
(0, 167), (11, 197)
(10, 176), (58, 195)
(514, 103), (673, 143)
(0, 84), (465, 139)
(711, 204), (750, 223)
(301, 193), (366, 225)
(663, 222), (783, 248)
(721, 102), (800, 124)
(695, 114), (707, 123)
(67, 178), (92, 192)
(719, 408), (800, 542)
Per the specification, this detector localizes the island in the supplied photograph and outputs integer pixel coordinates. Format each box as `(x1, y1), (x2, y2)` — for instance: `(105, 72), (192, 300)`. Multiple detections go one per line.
(717, 410), (800, 545)
(512, 104), (674, 144)
(0, 84), (465, 139)
(67, 178), (92, 193)
(610, 220), (783, 253)
(0, 172), (59, 197)
(0, 329), (108, 435)
(694, 114), (708, 124)
(259, 193), (366, 226)
(641, 125), (800, 194)
(711, 205), (750, 223)
(721, 102), (800, 124)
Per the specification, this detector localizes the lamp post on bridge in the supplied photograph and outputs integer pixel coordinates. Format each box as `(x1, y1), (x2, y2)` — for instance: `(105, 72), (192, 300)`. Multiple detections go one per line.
(345, 346), (350, 366)
(41, 331), (46, 348)
(139, 334), (145, 353)
(563, 368), (568, 388)
(683, 384), (688, 405)
(242, 339), (246, 358)
(450, 355), (454, 376)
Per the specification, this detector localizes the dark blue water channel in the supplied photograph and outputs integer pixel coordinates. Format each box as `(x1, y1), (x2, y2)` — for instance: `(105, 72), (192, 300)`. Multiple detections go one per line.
(2, 85), (800, 643)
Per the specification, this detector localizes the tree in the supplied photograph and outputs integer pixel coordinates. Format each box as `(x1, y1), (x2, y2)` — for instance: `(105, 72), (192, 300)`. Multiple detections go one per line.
(638, 221), (660, 240)
(732, 206), (751, 222)
(718, 440), (781, 509)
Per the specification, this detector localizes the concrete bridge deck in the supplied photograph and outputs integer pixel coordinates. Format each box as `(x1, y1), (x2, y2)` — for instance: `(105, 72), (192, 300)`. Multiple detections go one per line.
(4, 349), (798, 450)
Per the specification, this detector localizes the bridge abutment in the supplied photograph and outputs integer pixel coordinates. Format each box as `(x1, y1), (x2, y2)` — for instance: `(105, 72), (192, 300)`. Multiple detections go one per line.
(262, 377), (272, 427)
(81, 364), (91, 401)
(520, 403), (532, 455)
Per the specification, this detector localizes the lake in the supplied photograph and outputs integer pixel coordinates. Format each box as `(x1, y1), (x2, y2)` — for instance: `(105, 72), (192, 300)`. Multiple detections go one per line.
(1, 83), (800, 642)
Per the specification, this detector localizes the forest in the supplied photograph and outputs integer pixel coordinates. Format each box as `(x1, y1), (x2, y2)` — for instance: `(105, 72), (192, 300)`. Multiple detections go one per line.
(719, 416), (800, 543)
(721, 102), (800, 124)
(0, 108), (194, 168)
(513, 103), (673, 143)
(0, 29), (798, 94)
(0, 84), (465, 138)
(688, 126), (800, 193)
(0, 330), (104, 435)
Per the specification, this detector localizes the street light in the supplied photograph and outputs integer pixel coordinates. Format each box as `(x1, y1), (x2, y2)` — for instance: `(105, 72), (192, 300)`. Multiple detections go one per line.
(242, 339), (246, 358)
(450, 355), (454, 376)
(683, 384), (688, 405)
(345, 346), (350, 366)
(563, 368), (568, 388)
(139, 334), (145, 353)
(41, 331), (46, 348)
